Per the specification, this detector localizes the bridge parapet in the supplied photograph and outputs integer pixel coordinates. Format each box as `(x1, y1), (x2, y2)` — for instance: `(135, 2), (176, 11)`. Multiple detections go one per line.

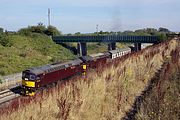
(53, 35), (160, 43)
(52, 35), (160, 56)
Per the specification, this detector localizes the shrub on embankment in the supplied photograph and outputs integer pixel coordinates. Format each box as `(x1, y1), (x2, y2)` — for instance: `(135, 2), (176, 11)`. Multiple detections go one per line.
(0, 39), (179, 120)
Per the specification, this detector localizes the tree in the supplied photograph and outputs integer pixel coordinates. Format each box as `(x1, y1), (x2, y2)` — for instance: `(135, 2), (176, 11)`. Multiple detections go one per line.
(0, 27), (3, 33)
(156, 32), (167, 41)
(75, 32), (81, 36)
(18, 25), (46, 35)
(145, 28), (158, 35)
(99, 30), (103, 34)
(158, 27), (170, 33)
(122, 30), (134, 35)
(67, 33), (72, 36)
(18, 28), (32, 36)
(0, 34), (12, 47)
(30, 25), (46, 34)
(18, 25), (62, 36)
(44, 26), (61, 36)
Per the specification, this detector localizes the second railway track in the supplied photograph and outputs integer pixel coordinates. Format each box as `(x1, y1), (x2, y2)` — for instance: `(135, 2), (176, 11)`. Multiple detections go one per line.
(0, 86), (21, 105)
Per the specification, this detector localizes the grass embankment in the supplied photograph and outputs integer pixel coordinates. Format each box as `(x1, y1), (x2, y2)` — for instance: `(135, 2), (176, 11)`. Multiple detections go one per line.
(1, 39), (179, 120)
(0, 33), (75, 76)
(135, 46), (180, 119)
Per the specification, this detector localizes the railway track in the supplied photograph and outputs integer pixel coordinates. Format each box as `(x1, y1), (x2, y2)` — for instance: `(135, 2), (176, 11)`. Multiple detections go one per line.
(0, 86), (21, 104)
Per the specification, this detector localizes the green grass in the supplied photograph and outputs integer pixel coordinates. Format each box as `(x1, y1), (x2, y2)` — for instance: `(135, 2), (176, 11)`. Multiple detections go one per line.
(87, 43), (108, 54)
(0, 33), (76, 75)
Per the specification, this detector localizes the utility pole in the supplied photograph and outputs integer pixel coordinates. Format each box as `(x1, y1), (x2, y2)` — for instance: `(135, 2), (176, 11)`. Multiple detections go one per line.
(48, 8), (51, 26)
(96, 24), (99, 34)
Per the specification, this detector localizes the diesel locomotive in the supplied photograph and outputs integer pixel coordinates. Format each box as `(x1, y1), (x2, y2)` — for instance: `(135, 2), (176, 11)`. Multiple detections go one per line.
(21, 48), (131, 96)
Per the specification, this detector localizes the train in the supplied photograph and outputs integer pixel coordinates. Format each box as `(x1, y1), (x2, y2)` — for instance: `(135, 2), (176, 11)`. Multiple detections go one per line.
(21, 48), (131, 96)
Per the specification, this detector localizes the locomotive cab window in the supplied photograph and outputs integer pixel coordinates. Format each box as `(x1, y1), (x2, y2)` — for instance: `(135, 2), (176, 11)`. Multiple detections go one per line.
(22, 72), (30, 80)
(29, 74), (36, 80)
(22, 72), (26, 78)
(22, 71), (37, 81)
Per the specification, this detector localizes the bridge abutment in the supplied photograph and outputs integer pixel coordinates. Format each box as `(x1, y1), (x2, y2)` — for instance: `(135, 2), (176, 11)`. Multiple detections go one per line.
(134, 43), (141, 51)
(108, 42), (116, 51)
(77, 42), (87, 56)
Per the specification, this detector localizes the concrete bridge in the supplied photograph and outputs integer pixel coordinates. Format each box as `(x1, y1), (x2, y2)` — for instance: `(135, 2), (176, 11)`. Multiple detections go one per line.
(53, 35), (160, 56)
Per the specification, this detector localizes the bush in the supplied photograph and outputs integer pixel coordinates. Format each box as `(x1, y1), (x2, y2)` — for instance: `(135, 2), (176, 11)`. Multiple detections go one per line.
(18, 25), (46, 36)
(156, 32), (168, 41)
(0, 34), (13, 47)
(44, 26), (61, 36)
(0, 70), (5, 76)
(18, 28), (32, 36)
(18, 25), (61, 37)
(30, 25), (46, 34)
(0, 27), (3, 33)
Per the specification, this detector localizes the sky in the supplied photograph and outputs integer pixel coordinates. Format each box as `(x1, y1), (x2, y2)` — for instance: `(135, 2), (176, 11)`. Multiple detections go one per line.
(0, 0), (180, 33)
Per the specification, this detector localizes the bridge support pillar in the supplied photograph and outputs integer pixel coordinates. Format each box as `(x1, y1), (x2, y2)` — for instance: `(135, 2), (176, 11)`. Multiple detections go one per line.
(77, 42), (87, 56)
(134, 43), (141, 51)
(108, 42), (116, 51)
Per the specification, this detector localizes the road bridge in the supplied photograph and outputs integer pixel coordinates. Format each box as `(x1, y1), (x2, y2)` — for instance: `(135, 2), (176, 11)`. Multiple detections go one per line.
(53, 35), (160, 56)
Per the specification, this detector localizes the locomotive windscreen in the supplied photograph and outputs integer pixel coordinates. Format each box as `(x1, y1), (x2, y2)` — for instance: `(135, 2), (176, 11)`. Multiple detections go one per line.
(22, 70), (36, 81)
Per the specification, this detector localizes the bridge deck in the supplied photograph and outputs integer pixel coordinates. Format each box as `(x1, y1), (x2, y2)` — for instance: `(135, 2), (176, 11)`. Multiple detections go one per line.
(53, 35), (159, 43)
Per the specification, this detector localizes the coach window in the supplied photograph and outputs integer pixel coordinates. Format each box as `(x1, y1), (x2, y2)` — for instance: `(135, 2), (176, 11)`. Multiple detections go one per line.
(116, 53), (118, 57)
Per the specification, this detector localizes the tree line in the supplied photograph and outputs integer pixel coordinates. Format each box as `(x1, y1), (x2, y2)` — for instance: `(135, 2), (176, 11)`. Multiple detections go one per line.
(0, 24), (61, 47)
(71, 27), (171, 41)
(0, 25), (172, 47)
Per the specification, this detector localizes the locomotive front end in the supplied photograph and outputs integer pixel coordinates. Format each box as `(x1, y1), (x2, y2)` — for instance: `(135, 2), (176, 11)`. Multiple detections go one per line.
(22, 70), (37, 96)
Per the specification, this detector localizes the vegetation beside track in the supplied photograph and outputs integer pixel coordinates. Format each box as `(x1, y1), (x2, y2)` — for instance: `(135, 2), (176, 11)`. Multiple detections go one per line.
(1, 39), (179, 120)
(135, 46), (180, 120)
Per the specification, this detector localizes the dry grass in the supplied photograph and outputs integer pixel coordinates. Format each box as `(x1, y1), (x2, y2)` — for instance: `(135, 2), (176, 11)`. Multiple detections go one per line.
(135, 43), (180, 120)
(1, 39), (179, 120)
